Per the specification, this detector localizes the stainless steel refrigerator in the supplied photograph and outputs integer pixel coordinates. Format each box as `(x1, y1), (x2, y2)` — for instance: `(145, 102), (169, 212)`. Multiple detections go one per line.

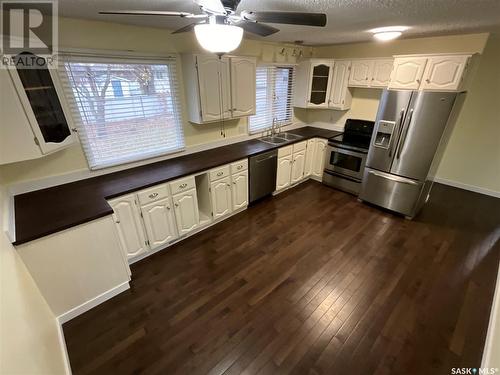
(359, 89), (465, 218)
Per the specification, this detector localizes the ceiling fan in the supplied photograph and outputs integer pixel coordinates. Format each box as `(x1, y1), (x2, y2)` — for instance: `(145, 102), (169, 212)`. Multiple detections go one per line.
(99, 0), (327, 53)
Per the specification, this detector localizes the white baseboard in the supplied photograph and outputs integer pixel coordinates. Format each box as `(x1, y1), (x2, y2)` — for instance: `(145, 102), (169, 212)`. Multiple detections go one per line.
(56, 319), (73, 375)
(482, 261), (500, 368)
(56, 281), (130, 324)
(434, 177), (500, 198)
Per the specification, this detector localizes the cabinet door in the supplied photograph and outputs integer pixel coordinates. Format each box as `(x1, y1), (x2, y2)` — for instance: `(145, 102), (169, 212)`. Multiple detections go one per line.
(291, 151), (306, 184)
(172, 189), (200, 236)
(109, 195), (148, 260)
(230, 57), (256, 117)
(312, 140), (327, 178)
(197, 55), (232, 122)
(307, 62), (333, 108)
(141, 198), (178, 250)
(349, 60), (373, 87)
(9, 53), (74, 154)
(420, 55), (469, 91)
(371, 59), (394, 87)
(389, 57), (428, 90)
(304, 139), (316, 177)
(328, 60), (352, 110)
(211, 176), (233, 220)
(219, 57), (232, 119)
(232, 171), (248, 210)
(276, 156), (292, 190)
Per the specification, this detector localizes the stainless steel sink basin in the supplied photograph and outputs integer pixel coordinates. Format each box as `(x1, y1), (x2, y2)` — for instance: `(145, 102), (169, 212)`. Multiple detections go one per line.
(259, 136), (288, 145)
(275, 132), (303, 140)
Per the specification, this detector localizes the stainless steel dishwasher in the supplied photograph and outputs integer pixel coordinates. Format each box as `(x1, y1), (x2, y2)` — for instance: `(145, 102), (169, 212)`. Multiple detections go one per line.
(249, 149), (278, 203)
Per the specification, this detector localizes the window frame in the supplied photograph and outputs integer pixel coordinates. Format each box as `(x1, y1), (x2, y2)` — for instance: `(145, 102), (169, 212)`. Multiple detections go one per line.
(57, 51), (185, 170)
(248, 64), (295, 135)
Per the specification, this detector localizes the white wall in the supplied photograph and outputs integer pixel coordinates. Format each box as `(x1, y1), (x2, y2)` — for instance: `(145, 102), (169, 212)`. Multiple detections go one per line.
(0, 173), (67, 374)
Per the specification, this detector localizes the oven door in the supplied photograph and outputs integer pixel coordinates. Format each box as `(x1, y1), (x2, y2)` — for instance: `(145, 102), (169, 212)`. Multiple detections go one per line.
(325, 145), (367, 180)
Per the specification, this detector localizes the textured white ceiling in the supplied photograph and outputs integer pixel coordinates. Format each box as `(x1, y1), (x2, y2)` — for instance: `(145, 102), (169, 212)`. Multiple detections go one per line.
(57, 0), (500, 45)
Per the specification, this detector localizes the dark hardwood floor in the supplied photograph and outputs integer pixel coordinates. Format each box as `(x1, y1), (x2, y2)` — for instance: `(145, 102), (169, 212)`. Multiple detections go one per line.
(63, 181), (500, 375)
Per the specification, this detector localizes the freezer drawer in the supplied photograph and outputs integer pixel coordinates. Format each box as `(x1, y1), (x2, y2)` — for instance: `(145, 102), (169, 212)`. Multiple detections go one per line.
(359, 167), (423, 217)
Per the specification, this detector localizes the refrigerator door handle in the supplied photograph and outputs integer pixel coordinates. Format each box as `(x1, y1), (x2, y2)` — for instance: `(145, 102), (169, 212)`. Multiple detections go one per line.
(389, 109), (406, 158)
(397, 109), (414, 159)
(368, 170), (420, 185)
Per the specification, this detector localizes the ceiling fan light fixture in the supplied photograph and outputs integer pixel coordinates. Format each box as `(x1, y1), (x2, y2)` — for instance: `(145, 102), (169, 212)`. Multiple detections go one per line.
(370, 26), (409, 42)
(194, 24), (244, 53)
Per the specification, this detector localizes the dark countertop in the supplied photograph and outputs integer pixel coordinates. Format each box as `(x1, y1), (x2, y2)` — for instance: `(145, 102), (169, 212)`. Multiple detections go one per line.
(13, 126), (342, 245)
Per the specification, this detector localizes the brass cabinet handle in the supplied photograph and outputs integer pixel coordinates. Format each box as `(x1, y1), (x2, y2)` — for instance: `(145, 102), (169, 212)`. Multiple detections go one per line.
(166, 206), (171, 210)
(217, 171), (223, 176)
(148, 193), (158, 199)
(174, 203), (179, 207)
(237, 165), (242, 169)
(179, 183), (187, 189)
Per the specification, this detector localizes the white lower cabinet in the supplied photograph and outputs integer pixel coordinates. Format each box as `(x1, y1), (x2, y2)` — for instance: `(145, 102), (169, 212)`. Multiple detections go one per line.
(304, 139), (316, 177)
(211, 176), (233, 220)
(109, 195), (148, 261)
(312, 139), (328, 178)
(276, 155), (293, 191)
(172, 188), (200, 236)
(291, 150), (306, 184)
(232, 171), (248, 210)
(141, 198), (178, 249)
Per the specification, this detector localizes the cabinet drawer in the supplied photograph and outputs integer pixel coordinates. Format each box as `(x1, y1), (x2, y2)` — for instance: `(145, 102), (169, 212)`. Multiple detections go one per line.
(210, 165), (231, 181)
(293, 141), (307, 153)
(137, 184), (169, 205)
(230, 159), (248, 174)
(278, 145), (293, 158)
(169, 176), (196, 195)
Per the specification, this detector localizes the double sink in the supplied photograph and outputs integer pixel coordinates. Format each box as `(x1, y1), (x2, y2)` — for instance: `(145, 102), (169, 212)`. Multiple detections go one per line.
(259, 132), (303, 146)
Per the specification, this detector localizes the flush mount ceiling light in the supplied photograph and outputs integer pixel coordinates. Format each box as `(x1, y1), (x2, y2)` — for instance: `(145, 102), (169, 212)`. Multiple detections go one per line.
(194, 22), (244, 54)
(370, 26), (409, 41)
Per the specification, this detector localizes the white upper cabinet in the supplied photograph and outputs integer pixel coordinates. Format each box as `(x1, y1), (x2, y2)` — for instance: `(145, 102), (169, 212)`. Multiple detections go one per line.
(211, 176), (233, 220)
(231, 171), (248, 210)
(328, 60), (352, 110)
(1, 57), (75, 164)
(293, 59), (333, 108)
(182, 54), (256, 124)
(371, 59), (394, 87)
(349, 60), (373, 87)
(389, 57), (428, 90)
(172, 188), (200, 236)
(141, 198), (178, 250)
(420, 55), (469, 91)
(230, 57), (256, 117)
(109, 195), (148, 260)
(195, 55), (231, 122)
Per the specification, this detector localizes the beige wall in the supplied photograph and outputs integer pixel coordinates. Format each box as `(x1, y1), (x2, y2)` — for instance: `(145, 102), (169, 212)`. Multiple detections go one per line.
(0, 17), (311, 185)
(0, 176), (67, 374)
(312, 32), (500, 193)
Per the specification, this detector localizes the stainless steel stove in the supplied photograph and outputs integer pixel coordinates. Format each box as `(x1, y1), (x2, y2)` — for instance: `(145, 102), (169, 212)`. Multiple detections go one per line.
(323, 119), (374, 195)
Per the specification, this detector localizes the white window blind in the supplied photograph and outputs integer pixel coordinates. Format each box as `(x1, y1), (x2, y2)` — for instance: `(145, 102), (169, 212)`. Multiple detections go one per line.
(59, 55), (185, 169)
(249, 66), (295, 134)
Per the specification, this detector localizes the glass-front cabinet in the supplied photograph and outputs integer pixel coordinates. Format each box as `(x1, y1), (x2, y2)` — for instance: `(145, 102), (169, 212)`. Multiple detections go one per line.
(8, 52), (74, 155)
(307, 61), (333, 108)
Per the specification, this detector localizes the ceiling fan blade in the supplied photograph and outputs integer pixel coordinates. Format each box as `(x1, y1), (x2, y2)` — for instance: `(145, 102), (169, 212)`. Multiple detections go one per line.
(233, 20), (279, 37)
(241, 11), (327, 27)
(99, 10), (201, 18)
(195, 0), (226, 15)
(171, 22), (203, 34)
